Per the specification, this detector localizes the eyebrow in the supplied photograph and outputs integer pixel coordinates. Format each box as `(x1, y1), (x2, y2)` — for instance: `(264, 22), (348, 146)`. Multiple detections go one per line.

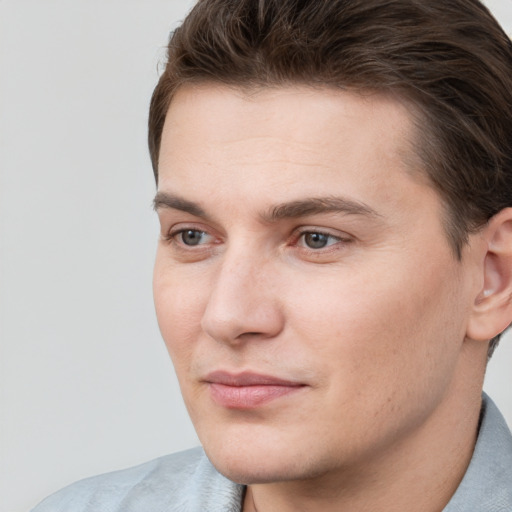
(153, 192), (207, 218)
(153, 191), (380, 222)
(262, 196), (381, 222)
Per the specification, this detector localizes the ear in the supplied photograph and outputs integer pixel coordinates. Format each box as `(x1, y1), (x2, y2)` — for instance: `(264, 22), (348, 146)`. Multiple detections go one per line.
(466, 208), (512, 342)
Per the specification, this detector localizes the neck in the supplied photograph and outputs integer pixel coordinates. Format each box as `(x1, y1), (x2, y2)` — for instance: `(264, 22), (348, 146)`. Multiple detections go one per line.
(243, 389), (483, 512)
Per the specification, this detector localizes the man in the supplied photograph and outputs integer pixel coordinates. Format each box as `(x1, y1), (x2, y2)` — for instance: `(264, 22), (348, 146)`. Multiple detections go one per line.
(33, 0), (512, 510)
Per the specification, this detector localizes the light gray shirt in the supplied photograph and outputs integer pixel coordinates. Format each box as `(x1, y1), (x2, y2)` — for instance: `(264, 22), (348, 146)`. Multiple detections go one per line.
(32, 394), (512, 511)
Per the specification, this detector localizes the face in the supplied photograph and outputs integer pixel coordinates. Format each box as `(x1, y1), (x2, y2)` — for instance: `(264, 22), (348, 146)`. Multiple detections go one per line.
(153, 84), (478, 484)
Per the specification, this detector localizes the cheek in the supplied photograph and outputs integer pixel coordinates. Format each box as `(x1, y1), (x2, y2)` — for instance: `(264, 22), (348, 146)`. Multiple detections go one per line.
(278, 263), (465, 454)
(153, 257), (208, 366)
(283, 256), (464, 390)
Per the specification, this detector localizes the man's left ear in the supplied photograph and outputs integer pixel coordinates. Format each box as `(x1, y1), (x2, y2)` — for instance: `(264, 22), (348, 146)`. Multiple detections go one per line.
(467, 207), (512, 342)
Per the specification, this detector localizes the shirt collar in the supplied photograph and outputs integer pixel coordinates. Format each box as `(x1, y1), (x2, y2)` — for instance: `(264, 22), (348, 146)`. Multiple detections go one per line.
(444, 393), (512, 511)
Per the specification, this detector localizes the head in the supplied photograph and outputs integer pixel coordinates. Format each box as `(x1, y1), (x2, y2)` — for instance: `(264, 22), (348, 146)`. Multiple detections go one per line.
(150, 0), (512, 489)
(149, 0), (512, 356)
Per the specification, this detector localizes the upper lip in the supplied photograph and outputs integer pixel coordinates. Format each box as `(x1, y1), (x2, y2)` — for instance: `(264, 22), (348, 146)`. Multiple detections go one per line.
(204, 371), (304, 387)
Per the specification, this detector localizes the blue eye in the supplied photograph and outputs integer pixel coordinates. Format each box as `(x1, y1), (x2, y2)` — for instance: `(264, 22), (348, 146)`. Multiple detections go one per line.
(180, 230), (208, 246)
(300, 232), (340, 249)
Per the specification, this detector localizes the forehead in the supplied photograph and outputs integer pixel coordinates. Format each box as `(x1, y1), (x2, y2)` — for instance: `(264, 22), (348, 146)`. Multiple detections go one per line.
(159, 83), (419, 177)
(159, 84), (431, 208)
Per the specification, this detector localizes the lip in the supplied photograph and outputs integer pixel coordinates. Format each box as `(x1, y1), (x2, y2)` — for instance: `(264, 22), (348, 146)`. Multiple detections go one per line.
(204, 371), (306, 409)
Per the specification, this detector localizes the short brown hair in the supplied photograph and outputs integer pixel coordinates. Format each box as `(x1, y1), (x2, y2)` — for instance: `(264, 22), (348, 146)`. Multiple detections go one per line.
(148, 0), (512, 354)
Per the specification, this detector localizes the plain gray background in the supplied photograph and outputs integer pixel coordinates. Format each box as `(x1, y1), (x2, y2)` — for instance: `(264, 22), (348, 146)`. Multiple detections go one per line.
(1, 1), (511, 511)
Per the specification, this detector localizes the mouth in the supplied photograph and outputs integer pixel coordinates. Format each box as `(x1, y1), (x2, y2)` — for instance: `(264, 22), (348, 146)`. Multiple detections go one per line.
(203, 371), (307, 409)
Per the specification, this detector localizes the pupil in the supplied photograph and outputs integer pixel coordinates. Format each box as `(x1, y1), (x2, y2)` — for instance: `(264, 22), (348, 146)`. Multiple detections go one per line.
(182, 230), (202, 246)
(305, 233), (328, 249)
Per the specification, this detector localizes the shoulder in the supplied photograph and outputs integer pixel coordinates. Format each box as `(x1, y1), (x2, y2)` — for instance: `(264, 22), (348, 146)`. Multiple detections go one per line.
(31, 447), (244, 512)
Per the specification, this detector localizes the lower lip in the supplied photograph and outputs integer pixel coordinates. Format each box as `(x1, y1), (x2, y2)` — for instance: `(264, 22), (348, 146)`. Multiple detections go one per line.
(209, 383), (304, 409)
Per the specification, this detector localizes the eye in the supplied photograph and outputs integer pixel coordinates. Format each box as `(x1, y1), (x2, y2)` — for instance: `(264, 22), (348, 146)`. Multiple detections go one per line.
(161, 225), (219, 262)
(299, 231), (341, 249)
(177, 229), (211, 246)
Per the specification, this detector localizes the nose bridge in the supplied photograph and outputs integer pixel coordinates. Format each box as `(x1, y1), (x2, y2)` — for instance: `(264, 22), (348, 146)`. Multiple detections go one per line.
(201, 242), (283, 344)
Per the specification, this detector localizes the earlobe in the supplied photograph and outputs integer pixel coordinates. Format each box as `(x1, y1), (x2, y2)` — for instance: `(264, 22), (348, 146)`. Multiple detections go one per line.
(467, 208), (512, 342)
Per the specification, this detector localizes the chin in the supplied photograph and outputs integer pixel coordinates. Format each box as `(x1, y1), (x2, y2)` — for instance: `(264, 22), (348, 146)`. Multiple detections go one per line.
(208, 454), (305, 485)
(201, 434), (325, 485)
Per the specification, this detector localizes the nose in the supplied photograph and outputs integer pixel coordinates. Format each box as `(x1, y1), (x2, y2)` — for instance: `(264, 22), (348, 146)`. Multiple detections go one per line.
(200, 249), (284, 345)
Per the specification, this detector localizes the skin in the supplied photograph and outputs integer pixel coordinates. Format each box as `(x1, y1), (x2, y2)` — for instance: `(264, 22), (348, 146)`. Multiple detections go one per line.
(153, 84), (497, 511)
